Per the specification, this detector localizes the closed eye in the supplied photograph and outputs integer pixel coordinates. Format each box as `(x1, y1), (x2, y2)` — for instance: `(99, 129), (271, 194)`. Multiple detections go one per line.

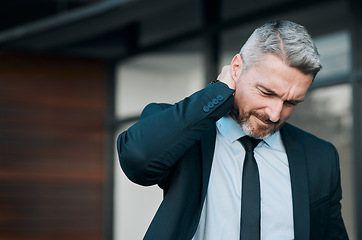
(284, 100), (301, 107)
(258, 88), (275, 96)
(258, 86), (303, 107)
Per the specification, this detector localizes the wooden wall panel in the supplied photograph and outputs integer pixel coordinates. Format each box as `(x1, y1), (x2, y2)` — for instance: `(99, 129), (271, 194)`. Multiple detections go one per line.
(0, 51), (106, 240)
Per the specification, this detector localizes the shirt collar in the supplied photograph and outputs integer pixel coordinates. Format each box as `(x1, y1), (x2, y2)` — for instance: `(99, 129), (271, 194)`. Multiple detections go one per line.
(263, 130), (285, 152)
(216, 114), (245, 144)
(216, 114), (285, 151)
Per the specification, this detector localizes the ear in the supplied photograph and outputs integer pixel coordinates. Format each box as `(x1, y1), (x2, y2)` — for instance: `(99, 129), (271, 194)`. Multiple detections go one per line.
(231, 54), (244, 82)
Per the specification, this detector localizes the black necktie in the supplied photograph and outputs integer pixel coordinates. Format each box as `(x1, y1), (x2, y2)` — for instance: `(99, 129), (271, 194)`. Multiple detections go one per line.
(238, 136), (262, 240)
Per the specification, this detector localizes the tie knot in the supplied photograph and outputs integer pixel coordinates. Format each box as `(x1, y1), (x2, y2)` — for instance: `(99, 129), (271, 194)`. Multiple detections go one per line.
(238, 136), (261, 152)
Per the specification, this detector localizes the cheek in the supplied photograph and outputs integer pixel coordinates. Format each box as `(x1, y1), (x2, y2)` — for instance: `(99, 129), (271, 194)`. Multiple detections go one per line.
(234, 91), (255, 112)
(233, 86), (246, 107)
(281, 107), (296, 121)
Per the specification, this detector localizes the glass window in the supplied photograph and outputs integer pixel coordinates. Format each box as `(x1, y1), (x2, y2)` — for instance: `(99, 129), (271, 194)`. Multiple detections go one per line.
(113, 39), (204, 239)
(115, 40), (204, 119)
(314, 31), (351, 82)
(288, 84), (355, 239)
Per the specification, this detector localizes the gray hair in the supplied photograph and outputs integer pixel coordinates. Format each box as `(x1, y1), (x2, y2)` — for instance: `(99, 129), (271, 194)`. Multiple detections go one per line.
(240, 20), (322, 77)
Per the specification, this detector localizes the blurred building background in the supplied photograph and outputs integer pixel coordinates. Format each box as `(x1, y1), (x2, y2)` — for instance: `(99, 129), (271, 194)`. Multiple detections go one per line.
(0, 0), (361, 239)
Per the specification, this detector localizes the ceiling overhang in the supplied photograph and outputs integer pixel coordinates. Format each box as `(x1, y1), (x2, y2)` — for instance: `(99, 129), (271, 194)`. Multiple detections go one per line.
(0, 0), (190, 59)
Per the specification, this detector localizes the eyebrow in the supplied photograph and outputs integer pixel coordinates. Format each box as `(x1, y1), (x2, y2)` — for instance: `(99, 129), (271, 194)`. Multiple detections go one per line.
(258, 85), (305, 104)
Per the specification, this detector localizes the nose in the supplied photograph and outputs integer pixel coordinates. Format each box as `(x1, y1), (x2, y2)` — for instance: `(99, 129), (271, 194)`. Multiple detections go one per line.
(265, 100), (283, 123)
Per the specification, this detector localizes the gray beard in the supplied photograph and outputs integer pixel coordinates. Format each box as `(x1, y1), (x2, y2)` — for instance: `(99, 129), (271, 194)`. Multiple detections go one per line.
(230, 108), (281, 139)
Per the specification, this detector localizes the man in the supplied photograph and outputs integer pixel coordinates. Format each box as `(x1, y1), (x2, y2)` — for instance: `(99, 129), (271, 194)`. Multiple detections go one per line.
(117, 20), (349, 240)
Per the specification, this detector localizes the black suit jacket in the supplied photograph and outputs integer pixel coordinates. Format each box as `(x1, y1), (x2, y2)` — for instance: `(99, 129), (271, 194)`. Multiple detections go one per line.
(117, 82), (348, 240)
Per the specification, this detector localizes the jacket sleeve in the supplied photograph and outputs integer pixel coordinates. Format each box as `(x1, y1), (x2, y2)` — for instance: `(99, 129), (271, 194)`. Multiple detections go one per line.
(116, 81), (235, 186)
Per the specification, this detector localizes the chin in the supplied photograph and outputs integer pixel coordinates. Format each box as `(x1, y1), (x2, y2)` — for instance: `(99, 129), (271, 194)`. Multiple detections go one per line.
(241, 125), (272, 139)
(240, 121), (279, 139)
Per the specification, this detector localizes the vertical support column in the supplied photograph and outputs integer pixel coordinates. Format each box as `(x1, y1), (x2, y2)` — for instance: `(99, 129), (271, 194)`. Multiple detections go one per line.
(202, 0), (221, 86)
(349, 0), (362, 239)
(124, 22), (140, 54)
(104, 60), (116, 240)
(354, 80), (362, 240)
(104, 23), (139, 240)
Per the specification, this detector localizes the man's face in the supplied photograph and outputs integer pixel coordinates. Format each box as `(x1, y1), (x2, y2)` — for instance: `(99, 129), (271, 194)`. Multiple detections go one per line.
(231, 53), (313, 139)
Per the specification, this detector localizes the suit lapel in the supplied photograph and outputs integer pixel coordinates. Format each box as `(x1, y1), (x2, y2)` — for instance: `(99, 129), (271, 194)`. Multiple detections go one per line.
(200, 124), (217, 202)
(281, 124), (310, 240)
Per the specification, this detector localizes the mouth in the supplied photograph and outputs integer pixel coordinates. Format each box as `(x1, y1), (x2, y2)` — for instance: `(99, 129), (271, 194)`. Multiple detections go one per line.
(252, 115), (268, 125)
(252, 113), (277, 127)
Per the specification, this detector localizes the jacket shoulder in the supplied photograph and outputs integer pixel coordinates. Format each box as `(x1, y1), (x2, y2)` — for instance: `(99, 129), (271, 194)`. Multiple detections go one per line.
(140, 102), (172, 119)
(281, 122), (334, 148)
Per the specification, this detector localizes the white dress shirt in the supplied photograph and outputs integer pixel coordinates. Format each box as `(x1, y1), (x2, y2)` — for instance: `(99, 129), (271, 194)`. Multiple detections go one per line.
(192, 114), (294, 240)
